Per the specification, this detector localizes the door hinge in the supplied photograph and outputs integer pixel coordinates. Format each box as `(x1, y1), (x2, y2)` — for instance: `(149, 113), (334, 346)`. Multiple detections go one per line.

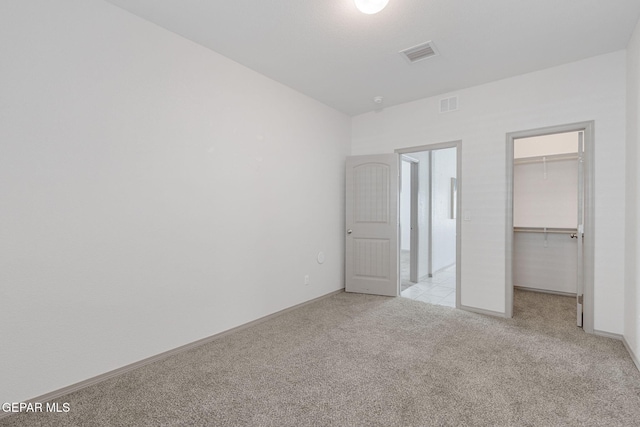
(578, 295), (583, 305)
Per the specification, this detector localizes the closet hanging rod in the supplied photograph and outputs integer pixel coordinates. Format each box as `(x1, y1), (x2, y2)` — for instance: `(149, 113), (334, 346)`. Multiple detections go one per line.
(513, 227), (578, 234)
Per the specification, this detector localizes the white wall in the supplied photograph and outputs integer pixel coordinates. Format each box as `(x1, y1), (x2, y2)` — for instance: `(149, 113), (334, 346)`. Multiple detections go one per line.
(352, 51), (626, 332)
(514, 233), (577, 294)
(513, 154), (578, 295)
(513, 158), (578, 229)
(432, 148), (457, 272)
(625, 18), (640, 364)
(514, 132), (578, 158)
(0, 0), (350, 403)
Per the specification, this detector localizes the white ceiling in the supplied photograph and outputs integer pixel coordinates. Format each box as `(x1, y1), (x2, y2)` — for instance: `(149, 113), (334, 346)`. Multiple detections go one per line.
(105, 0), (640, 116)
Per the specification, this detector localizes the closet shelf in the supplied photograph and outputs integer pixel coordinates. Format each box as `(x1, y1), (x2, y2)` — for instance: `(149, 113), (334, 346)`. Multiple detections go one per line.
(514, 227), (577, 234)
(514, 153), (578, 165)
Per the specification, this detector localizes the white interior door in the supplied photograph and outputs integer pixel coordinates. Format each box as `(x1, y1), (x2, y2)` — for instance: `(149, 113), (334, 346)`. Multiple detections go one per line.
(345, 154), (399, 296)
(577, 132), (584, 327)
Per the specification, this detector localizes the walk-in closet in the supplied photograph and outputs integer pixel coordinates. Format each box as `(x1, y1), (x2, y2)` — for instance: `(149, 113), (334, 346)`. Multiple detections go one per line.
(513, 131), (584, 323)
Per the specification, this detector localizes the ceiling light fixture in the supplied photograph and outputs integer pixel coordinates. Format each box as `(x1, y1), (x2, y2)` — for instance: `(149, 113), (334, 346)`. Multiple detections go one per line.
(354, 0), (389, 14)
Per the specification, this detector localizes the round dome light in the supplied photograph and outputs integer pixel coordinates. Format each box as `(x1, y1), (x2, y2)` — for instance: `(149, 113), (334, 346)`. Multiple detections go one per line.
(354, 0), (389, 15)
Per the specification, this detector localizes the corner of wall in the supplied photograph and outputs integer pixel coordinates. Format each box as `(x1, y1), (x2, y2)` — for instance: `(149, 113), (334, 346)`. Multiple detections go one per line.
(624, 15), (640, 365)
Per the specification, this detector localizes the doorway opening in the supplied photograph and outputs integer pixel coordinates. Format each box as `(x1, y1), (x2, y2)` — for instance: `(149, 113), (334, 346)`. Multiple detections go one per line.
(506, 122), (594, 333)
(397, 142), (461, 308)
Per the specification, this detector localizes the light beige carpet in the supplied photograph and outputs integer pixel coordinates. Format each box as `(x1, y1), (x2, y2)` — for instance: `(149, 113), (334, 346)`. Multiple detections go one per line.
(2, 290), (639, 426)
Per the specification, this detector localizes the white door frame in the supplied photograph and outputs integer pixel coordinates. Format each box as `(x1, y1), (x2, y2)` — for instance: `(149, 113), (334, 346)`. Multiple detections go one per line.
(401, 155), (420, 283)
(396, 140), (462, 309)
(505, 121), (595, 333)
(427, 151), (434, 277)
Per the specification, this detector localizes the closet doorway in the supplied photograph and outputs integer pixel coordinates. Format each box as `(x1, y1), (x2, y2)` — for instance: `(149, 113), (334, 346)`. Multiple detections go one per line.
(506, 122), (594, 332)
(396, 141), (461, 308)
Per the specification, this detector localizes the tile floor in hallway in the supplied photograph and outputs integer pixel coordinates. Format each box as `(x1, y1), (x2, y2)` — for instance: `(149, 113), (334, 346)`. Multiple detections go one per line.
(400, 251), (456, 307)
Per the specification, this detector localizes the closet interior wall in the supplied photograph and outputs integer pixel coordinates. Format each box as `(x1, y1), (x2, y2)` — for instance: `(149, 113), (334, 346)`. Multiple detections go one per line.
(513, 132), (580, 295)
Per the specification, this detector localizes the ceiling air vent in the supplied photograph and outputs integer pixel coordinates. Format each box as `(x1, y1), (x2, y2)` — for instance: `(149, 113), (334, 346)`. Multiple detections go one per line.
(400, 41), (438, 64)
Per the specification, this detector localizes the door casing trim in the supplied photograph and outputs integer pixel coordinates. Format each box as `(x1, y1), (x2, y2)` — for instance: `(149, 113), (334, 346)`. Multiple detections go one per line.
(505, 121), (595, 333)
(396, 140), (462, 309)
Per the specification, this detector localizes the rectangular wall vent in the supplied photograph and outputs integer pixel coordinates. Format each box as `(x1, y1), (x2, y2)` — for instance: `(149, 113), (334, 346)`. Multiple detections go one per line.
(440, 96), (459, 113)
(400, 41), (438, 63)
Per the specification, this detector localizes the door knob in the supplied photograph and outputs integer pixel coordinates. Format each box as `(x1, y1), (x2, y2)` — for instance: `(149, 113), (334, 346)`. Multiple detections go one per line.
(347, 229), (353, 235)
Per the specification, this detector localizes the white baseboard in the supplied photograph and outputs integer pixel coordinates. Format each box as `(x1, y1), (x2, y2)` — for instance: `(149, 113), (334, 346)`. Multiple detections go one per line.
(593, 332), (640, 373)
(418, 263), (455, 281)
(593, 329), (623, 340)
(622, 336), (640, 373)
(460, 304), (508, 319)
(432, 262), (455, 276)
(514, 285), (576, 297)
(0, 289), (344, 421)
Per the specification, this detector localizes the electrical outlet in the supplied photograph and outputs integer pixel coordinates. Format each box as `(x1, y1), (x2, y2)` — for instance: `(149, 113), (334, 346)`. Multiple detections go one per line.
(304, 275), (310, 285)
